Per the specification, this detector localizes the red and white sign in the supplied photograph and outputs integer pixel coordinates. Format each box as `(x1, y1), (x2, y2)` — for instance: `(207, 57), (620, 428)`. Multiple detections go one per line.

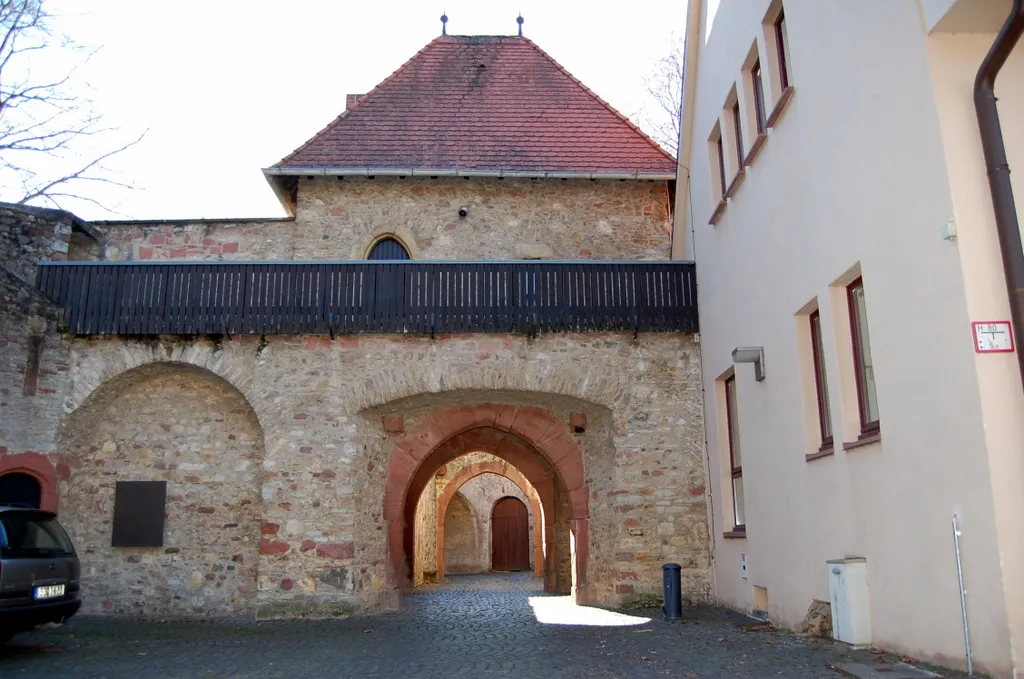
(972, 321), (1015, 353)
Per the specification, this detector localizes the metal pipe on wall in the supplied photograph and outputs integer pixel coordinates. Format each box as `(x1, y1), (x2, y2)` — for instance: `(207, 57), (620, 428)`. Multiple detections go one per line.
(952, 514), (973, 675)
(974, 0), (1024, 389)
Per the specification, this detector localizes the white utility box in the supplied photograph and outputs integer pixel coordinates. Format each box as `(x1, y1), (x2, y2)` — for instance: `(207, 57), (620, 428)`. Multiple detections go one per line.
(826, 558), (872, 646)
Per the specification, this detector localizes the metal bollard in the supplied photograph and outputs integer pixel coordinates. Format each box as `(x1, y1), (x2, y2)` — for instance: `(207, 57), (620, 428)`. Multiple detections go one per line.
(662, 563), (682, 620)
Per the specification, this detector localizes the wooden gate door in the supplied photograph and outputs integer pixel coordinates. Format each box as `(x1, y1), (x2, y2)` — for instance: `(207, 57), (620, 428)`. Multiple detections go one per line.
(491, 496), (530, 572)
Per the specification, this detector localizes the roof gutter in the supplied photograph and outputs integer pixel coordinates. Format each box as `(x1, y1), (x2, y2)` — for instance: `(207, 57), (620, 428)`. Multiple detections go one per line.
(671, 0), (704, 260)
(974, 0), (1024, 389)
(262, 167), (675, 180)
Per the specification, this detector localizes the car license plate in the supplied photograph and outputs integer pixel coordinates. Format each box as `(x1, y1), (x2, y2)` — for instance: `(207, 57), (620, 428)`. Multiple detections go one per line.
(33, 584), (65, 600)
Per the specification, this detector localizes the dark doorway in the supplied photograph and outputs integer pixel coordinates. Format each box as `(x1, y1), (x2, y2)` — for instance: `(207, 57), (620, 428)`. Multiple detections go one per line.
(367, 237), (410, 314)
(491, 496), (530, 572)
(367, 237), (411, 260)
(0, 472), (42, 508)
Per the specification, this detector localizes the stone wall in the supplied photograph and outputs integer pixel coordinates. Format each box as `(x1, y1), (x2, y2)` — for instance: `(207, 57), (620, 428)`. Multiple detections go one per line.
(0, 202), (75, 282)
(413, 475), (439, 584)
(93, 218), (294, 261)
(0, 204), (77, 496)
(58, 365), (262, 617)
(92, 178), (672, 262)
(1, 171), (706, 622)
(442, 492), (479, 574)
(45, 330), (707, 617)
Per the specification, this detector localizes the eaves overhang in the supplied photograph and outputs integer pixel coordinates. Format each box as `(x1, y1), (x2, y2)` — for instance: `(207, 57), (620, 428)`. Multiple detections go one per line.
(261, 167), (677, 216)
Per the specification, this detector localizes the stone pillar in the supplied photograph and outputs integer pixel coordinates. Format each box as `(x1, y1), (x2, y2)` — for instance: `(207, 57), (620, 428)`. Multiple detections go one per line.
(571, 517), (592, 605)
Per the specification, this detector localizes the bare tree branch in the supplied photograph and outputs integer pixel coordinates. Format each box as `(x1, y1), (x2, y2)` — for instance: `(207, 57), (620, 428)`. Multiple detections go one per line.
(17, 130), (144, 204)
(640, 35), (685, 157)
(0, 0), (143, 211)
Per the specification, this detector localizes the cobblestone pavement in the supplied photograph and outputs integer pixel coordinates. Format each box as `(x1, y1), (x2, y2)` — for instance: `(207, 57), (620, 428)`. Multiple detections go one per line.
(1, 573), (930, 679)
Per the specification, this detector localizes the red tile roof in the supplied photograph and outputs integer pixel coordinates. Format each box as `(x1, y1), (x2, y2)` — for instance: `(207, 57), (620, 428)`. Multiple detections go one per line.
(271, 35), (676, 177)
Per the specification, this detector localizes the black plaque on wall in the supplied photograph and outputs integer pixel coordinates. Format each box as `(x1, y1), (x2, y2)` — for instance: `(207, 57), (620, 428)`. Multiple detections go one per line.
(111, 481), (167, 547)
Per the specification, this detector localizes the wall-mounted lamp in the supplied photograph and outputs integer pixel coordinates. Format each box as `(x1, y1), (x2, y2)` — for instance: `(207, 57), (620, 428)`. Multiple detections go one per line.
(732, 346), (765, 381)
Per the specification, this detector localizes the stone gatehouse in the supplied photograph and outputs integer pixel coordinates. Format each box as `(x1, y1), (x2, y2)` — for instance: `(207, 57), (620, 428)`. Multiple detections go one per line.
(0, 34), (708, 619)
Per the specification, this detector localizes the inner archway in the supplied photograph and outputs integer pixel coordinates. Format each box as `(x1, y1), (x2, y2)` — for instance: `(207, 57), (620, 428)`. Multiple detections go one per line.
(430, 457), (544, 581)
(383, 403), (590, 608)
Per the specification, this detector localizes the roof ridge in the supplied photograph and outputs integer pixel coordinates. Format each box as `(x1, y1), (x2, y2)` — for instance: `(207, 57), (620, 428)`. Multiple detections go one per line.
(519, 37), (677, 163)
(274, 36), (446, 167)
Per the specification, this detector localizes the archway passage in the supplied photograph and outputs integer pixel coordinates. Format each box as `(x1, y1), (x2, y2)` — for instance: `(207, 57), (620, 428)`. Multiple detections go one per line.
(0, 472), (42, 508)
(492, 497), (530, 572)
(383, 403), (590, 608)
(432, 458), (544, 582)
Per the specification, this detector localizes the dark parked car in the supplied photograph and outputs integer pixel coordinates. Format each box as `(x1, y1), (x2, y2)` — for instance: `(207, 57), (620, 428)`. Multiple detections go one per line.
(0, 505), (81, 642)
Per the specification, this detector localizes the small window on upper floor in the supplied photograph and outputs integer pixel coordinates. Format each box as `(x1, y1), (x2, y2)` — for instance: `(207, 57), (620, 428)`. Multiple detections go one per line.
(720, 87), (746, 198)
(731, 100), (744, 171)
(707, 122), (727, 224)
(716, 135), (727, 196)
(762, 1), (795, 128)
(774, 10), (791, 90)
(751, 59), (767, 135)
(367, 237), (411, 260)
(739, 43), (768, 167)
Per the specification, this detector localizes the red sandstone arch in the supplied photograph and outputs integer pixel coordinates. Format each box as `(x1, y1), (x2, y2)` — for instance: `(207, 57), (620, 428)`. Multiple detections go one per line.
(0, 452), (58, 512)
(435, 459), (544, 580)
(383, 403), (590, 608)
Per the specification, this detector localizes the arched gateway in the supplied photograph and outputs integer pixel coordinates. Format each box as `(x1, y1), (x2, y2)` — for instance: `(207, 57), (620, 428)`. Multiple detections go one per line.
(382, 404), (590, 607)
(434, 459), (543, 580)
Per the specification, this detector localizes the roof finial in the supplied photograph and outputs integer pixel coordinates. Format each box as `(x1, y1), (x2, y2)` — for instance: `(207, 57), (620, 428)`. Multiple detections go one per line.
(441, 12), (448, 35)
(516, 14), (524, 36)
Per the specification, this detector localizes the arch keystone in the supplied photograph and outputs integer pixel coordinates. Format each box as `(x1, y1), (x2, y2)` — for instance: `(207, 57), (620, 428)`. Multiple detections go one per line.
(510, 406), (564, 446)
(492, 404), (520, 432)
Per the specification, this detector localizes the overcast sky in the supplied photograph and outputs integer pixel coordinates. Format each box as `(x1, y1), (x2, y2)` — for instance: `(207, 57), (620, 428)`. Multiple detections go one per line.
(37, 1), (686, 221)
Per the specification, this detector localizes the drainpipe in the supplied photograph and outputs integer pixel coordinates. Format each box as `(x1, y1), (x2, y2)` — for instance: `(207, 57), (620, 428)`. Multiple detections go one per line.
(975, 0), (1024, 388)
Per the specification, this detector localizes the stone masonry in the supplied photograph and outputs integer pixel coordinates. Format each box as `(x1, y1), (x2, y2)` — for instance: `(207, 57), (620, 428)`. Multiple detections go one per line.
(1, 204), (83, 510)
(0, 174), (709, 620)
(47, 331), (708, 617)
(59, 365), (262, 617)
(95, 178), (673, 262)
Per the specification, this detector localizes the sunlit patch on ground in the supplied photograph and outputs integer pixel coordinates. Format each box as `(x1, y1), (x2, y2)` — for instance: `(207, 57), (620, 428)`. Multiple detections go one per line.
(528, 596), (652, 627)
